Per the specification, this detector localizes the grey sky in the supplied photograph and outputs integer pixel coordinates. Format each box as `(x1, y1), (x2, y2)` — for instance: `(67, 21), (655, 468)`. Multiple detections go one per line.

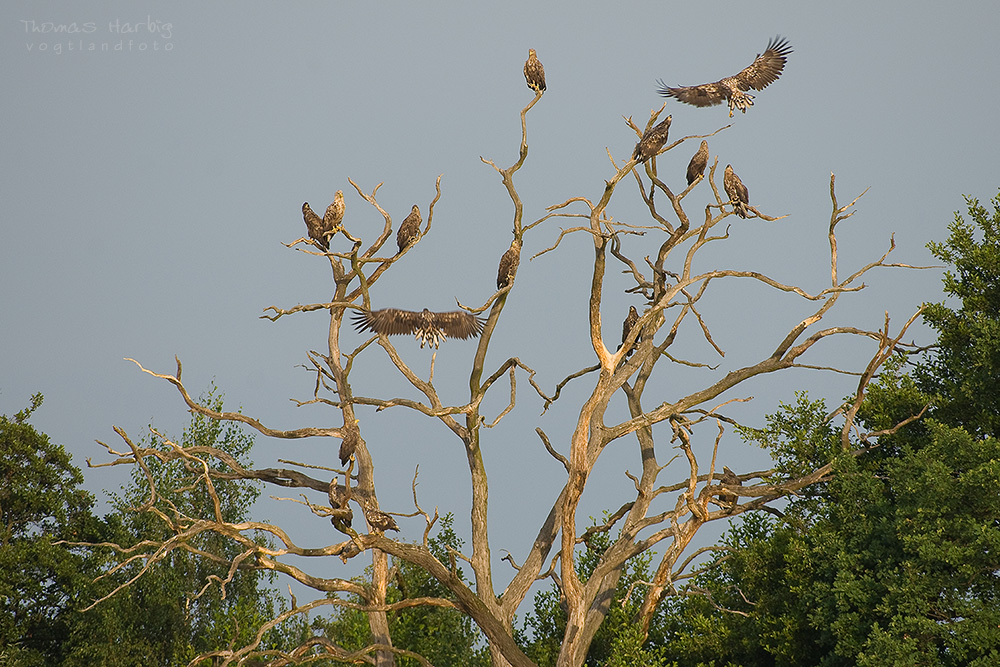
(2, 1), (998, 594)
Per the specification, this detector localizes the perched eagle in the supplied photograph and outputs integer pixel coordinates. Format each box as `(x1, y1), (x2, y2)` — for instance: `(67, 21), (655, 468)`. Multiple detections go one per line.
(632, 115), (672, 163)
(339, 424), (359, 466)
(657, 36), (792, 117)
(302, 202), (330, 250)
(327, 482), (354, 531)
(621, 305), (640, 358)
(723, 165), (750, 218)
(324, 191), (345, 236)
(352, 308), (486, 349)
(497, 238), (521, 290)
(364, 506), (400, 533)
(524, 48), (546, 93)
(719, 466), (742, 512)
(396, 204), (422, 253)
(686, 140), (709, 186)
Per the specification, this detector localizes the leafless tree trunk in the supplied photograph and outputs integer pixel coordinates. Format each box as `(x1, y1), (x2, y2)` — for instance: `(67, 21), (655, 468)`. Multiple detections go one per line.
(83, 79), (929, 667)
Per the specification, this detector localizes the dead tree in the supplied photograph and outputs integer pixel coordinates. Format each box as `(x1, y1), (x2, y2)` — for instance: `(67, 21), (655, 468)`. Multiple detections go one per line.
(84, 70), (927, 667)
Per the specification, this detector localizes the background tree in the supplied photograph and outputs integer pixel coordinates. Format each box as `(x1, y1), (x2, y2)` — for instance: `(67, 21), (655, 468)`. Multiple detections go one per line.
(86, 62), (925, 667)
(62, 387), (290, 667)
(655, 190), (1000, 666)
(0, 394), (102, 667)
(305, 514), (490, 667)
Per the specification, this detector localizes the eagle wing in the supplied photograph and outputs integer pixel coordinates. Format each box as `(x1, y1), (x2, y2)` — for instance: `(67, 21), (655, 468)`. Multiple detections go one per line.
(432, 311), (486, 339)
(733, 36), (792, 91)
(657, 80), (729, 107)
(352, 308), (421, 336)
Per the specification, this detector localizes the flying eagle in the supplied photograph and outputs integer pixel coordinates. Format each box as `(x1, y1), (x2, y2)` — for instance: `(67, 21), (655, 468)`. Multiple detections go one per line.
(497, 238), (521, 290)
(723, 165), (750, 218)
(364, 506), (400, 533)
(352, 308), (486, 349)
(686, 140), (709, 186)
(657, 36), (792, 117)
(719, 466), (742, 512)
(621, 305), (639, 358)
(524, 48), (546, 93)
(302, 202), (330, 250)
(396, 205), (422, 254)
(325, 191), (345, 235)
(632, 115), (672, 163)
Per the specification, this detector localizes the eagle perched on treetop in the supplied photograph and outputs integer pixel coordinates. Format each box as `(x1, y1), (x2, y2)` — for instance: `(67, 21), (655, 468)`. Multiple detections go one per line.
(524, 48), (546, 94)
(657, 36), (792, 117)
(632, 115), (672, 163)
(352, 308), (486, 349)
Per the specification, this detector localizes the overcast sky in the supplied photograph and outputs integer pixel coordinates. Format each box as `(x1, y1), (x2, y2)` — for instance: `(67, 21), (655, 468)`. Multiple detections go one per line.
(2, 1), (998, 594)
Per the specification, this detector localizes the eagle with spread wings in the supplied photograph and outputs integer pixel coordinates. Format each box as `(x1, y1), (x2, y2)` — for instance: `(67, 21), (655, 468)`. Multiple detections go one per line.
(352, 308), (486, 349)
(657, 36), (792, 117)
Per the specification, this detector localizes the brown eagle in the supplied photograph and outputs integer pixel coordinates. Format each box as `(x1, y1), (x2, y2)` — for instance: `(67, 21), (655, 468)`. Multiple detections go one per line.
(524, 48), (546, 93)
(364, 506), (400, 533)
(497, 238), (521, 290)
(620, 305), (640, 358)
(352, 308), (486, 349)
(686, 140), (709, 186)
(339, 423), (359, 466)
(302, 202), (330, 250)
(719, 466), (742, 512)
(723, 165), (750, 218)
(632, 115), (672, 163)
(396, 204), (422, 253)
(657, 36), (792, 117)
(324, 191), (345, 235)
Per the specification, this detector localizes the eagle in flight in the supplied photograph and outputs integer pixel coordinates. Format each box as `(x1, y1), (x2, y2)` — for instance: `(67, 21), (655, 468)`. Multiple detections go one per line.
(352, 308), (486, 349)
(657, 36), (792, 117)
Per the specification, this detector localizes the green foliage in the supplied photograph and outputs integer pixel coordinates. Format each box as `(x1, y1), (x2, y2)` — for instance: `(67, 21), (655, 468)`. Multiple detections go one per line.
(62, 385), (289, 667)
(919, 189), (1000, 436)
(0, 394), (103, 666)
(652, 191), (1000, 666)
(310, 514), (490, 666)
(518, 519), (676, 667)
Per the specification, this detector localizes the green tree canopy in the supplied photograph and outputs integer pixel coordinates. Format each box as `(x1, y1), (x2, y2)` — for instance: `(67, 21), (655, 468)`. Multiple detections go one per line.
(63, 386), (290, 667)
(652, 190), (1000, 666)
(0, 394), (103, 667)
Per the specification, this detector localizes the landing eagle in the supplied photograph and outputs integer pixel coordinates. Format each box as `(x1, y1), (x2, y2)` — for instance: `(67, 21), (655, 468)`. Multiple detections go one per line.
(352, 308), (486, 349)
(657, 36), (792, 117)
